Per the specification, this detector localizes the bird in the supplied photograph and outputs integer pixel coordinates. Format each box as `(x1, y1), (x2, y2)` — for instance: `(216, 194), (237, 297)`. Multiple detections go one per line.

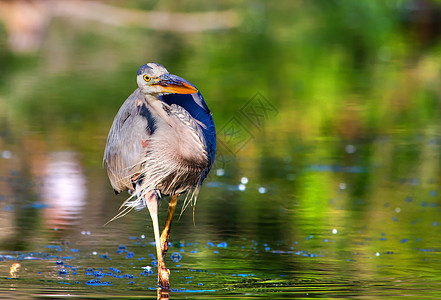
(103, 63), (216, 289)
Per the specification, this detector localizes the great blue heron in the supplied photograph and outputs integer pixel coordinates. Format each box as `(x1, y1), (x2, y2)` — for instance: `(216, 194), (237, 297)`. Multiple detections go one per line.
(103, 63), (216, 288)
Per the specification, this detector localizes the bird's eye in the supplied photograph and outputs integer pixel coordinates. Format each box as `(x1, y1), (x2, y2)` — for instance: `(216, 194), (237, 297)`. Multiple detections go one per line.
(143, 75), (151, 82)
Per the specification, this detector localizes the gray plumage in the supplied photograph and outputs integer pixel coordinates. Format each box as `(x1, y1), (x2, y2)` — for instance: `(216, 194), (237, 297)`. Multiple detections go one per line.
(104, 89), (209, 209)
(103, 63), (215, 288)
(104, 63), (212, 216)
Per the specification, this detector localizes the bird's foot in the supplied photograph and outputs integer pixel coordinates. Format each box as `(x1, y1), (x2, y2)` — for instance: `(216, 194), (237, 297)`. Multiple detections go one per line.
(158, 266), (170, 290)
(157, 287), (169, 300)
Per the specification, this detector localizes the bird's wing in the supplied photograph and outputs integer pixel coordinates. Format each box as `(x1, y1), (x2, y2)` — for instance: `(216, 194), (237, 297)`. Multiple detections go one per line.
(103, 89), (155, 193)
(161, 92), (216, 181)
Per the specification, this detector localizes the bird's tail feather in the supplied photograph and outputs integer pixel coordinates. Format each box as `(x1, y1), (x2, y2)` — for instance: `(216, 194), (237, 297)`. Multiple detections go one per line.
(179, 185), (200, 220)
(104, 184), (154, 225)
(104, 204), (135, 225)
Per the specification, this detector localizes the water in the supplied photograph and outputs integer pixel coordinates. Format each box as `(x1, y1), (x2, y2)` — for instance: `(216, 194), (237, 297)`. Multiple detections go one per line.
(2, 1), (441, 298)
(2, 137), (441, 298)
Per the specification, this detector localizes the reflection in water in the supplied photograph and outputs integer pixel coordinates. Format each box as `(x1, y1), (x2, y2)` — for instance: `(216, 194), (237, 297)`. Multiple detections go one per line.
(41, 151), (86, 230)
(9, 263), (20, 278)
(157, 288), (169, 300)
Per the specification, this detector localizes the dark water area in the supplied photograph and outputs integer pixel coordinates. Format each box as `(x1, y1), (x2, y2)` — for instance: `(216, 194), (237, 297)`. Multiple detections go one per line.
(1, 1), (441, 298)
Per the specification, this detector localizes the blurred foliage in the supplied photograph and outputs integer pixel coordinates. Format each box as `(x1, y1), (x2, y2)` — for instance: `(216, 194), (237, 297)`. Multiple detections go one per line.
(0, 0), (439, 145)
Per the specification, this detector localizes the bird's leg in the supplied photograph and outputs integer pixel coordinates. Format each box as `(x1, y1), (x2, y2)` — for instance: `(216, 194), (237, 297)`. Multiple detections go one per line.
(146, 193), (170, 289)
(160, 194), (178, 258)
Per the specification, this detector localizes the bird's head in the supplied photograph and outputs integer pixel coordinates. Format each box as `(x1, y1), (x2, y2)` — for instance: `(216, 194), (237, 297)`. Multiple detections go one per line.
(137, 63), (198, 96)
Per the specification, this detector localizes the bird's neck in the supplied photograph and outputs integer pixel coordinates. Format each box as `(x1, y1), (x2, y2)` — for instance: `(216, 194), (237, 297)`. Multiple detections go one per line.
(144, 94), (173, 123)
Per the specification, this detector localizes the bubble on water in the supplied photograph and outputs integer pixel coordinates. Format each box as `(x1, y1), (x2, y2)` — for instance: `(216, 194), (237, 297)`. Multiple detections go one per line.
(217, 242), (228, 248)
(92, 251), (97, 255)
(86, 279), (112, 286)
(58, 268), (68, 275)
(238, 184), (246, 191)
(141, 234), (145, 239)
(332, 228), (338, 234)
(345, 144), (356, 154)
(240, 177), (248, 184)
(94, 271), (104, 278)
(433, 222), (438, 226)
(142, 266), (152, 272)
(85, 268), (94, 276)
(258, 187), (266, 194)
(400, 238), (408, 243)
(339, 183), (346, 190)
(170, 252), (182, 262)
(375, 252), (380, 257)
(55, 260), (64, 265)
(395, 207), (401, 213)
(216, 169), (225, 176)
(141, 268), (153, 276)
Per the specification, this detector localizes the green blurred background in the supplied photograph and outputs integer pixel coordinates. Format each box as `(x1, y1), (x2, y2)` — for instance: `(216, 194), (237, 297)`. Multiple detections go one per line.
(1, 0), (441, 297)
